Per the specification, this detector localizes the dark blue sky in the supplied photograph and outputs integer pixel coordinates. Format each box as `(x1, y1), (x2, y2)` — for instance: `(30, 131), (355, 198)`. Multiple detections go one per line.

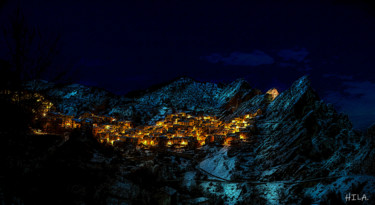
(1, 0), (375, 129)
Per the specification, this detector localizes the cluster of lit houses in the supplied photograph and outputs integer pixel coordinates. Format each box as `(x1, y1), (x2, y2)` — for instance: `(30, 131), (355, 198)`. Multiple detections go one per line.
(2, 88), (280, 149)
(28, 95), (261, 148)
(37, 109), (260, 149)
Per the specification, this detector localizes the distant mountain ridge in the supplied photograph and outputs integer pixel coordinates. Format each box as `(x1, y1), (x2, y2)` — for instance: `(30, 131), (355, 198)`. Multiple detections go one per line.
(24, 77), (263, 125)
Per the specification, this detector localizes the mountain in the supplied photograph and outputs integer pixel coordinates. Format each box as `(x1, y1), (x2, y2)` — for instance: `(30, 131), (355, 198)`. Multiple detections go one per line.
(198, 76), (375, 204)
(12, 76), (374, 204)
(24, 80), (125, 116)
(24, 77), (261, 125)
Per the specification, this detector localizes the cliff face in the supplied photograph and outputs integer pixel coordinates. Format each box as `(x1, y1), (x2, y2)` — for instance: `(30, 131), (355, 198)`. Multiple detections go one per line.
(257, 76), (356, 174)
(195, 76), (374, 204)
(16, 76), (374, 204)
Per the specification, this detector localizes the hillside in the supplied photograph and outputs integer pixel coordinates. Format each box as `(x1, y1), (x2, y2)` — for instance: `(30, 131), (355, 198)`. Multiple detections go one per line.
(2, 76), (371, 204)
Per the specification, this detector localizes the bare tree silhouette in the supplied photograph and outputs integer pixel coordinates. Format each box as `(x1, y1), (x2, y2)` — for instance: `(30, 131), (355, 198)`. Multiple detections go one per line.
(1, 6), (61, 90)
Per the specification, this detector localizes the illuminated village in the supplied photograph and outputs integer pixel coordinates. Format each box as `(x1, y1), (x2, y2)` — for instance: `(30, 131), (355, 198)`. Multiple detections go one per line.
(0, 89), (277, 150)
(0, 88), (283, 151)
(39, 107), (261, 149)
(1, 87), (281, 151)
(93, 110), (261, 148)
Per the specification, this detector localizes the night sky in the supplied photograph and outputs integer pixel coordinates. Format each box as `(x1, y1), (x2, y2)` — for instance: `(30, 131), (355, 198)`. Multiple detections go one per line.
(1, 0), (375, 129)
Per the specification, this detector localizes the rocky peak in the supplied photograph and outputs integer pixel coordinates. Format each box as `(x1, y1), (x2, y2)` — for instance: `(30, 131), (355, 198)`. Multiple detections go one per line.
(254, 75), (357, 177)
(167, 77), (195, 87)
(230, 78), (250, 88)
(266, 76), (318, 119)
(175, 76), (195, 83)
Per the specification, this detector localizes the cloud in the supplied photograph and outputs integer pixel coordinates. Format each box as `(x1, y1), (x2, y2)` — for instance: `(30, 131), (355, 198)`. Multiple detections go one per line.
(324, 80), (375, 129)
(323, 74), (353, 80)
(277, 48), (309, 62)
(203, 50), (274, 66)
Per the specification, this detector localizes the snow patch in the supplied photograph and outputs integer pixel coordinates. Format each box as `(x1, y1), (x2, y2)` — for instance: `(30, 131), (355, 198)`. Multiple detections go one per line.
(200, 182), (242, 205)
(305, 175), (375, 203)
(63, 90), (78, 99)
(199, 147), (237, 181)
(257, 183), (285, 205)
(182, 171), (197, 191)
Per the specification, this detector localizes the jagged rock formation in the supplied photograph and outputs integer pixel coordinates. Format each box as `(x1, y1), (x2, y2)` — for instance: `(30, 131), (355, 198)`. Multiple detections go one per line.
(24, 77), (261, 125)
(7, 76), (374, 204)
(255, 76), (358, 178)
(197, 76), (375, 204)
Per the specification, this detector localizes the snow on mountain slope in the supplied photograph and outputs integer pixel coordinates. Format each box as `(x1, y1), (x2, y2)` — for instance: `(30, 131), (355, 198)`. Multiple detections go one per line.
(197, 76), (375, 204)
(25, 77), (262, 125)
(199, 147), (237, 181)
(24, 80), (126, 116)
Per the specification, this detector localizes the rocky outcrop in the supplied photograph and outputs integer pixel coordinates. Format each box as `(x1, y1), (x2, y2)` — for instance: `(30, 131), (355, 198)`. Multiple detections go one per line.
(255, 76), (358, 176)
(197, 76), (375, 204)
